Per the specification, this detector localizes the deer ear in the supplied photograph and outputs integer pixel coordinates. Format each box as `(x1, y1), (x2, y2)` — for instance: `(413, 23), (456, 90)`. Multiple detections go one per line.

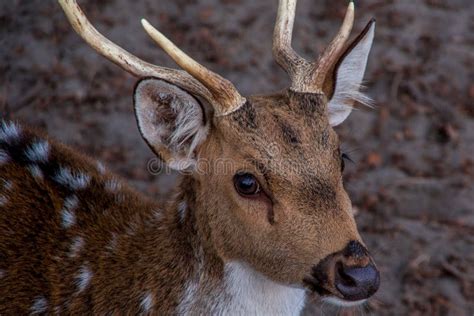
(327, 19), (375, 126)
(134, 78), (209, 170)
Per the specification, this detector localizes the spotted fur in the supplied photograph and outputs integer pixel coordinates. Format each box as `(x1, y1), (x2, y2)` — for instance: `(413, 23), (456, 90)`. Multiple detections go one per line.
(0, 149), (9, 165)
(75, 265), (92, 293)
(30, 296), (48, 315)
(61, 195), (78, 228)
(0, 3), (378, 311)
(140, 292), (155, 313)
(24, 140), (49, 163)
(0, 121), (21, 143)
(68, 236), (84, 258)
(0, 77), (376, 314)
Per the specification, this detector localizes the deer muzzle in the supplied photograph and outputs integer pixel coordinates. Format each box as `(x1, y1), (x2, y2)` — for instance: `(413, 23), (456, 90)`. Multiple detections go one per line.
(304, 240), (380, 303)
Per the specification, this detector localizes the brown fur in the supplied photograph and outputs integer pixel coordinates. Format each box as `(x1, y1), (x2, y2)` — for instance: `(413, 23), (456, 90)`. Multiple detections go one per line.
(0, 90), (375, 314)
(0, 125), (196, 314)
(1, 0), (380, 312)
(196, 91), (362, 286)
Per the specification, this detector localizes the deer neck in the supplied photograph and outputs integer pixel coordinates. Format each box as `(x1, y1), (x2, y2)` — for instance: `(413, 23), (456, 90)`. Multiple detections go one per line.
(169, 176), (307, 315)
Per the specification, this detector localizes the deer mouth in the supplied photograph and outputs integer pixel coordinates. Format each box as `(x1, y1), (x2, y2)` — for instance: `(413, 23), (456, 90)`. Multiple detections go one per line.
(303, 241), (380, 304)
(303, 275), (368, 307)
(321, 296), (368, 307)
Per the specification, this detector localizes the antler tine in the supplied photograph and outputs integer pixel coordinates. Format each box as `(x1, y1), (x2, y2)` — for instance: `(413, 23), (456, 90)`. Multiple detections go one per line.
(272, 0), (355, 93)
(58, 0), (211, 101)
(58, 0), (246, 115)
(141, 19), (246, 116)
(311, 1), (354, 90)
(272, 0), (308, 81)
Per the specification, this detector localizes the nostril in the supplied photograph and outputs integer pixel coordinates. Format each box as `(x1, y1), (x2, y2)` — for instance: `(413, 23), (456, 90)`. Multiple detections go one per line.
(337, 263), (357, 287)
(335, 263), (380, 301)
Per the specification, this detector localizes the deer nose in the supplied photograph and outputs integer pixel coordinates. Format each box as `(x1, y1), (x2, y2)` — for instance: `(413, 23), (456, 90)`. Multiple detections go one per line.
(304, 240), (380, 302)
(335, 262), (380, 301)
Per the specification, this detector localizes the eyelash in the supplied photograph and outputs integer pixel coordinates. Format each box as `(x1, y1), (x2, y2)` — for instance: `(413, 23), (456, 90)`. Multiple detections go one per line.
(341, 152), (353, 171)
(341, 153), (353, 163)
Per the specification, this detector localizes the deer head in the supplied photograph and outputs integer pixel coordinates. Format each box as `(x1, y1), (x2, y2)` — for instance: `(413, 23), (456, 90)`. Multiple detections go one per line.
(59, 0), (379, 305)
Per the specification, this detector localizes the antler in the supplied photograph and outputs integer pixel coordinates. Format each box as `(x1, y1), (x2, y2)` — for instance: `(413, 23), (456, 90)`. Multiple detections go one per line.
(273, 0), (310, 80)
(273, 0), (354, 93)
(58, 0), (245, 116)
(312, 2), (354, 89)
(141, 20), (246, 116)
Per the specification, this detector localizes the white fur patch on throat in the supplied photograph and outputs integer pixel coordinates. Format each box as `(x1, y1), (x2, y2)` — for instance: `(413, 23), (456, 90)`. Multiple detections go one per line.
(222, 261), (306, 315)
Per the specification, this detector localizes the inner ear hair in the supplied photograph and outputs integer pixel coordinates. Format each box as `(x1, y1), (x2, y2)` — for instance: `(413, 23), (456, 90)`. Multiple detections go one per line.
(326, 19), (375, 127)
(323, 18), (376, 106)
(133, 78), (210, 170)
(325, 19), (376, 101)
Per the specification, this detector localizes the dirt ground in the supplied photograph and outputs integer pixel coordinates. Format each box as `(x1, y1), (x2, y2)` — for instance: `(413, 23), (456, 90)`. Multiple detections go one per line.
(1, 0), (473, 315)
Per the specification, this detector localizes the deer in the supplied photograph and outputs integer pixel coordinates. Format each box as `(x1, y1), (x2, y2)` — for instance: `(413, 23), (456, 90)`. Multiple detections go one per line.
(0, 0), (379, 314)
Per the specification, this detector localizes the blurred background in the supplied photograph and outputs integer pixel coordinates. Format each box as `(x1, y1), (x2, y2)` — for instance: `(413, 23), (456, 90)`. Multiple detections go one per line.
(1, 0), (473, 314)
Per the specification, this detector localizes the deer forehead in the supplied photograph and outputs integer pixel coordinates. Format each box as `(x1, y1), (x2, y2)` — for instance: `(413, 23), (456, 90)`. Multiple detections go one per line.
(213, 93), (341, 167)
(201, 93), (346, 210)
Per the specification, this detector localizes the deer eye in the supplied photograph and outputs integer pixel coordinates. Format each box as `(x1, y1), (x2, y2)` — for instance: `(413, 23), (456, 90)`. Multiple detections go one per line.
(233, 173), (261, 196)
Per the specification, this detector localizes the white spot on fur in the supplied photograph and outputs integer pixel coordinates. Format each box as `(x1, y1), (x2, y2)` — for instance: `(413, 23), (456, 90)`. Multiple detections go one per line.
(0, 121), (21, 143)
(0, 149), (9, 165)
(25, 140), (49, 163)
(153, 209), (162, 221)
(105, 178), (121, 192)
(177, 201), (187, 223)
(61, 195), (78, 228)
(62, 210), (76, 228)
(140, 291), (154, 313)
(106, 233), (118, 254)
(53, 305), (61, 315)
(328, 22), (375, 126)
(69, 236), (84, 258)
(53, 167), (90, 190)
(30, 296), (48, 315)
(125, 221), (139, 237)
(323, 296), (366, 307)
(96, 161), (106, 174)
(1, 179), (13, 191)
(27, 164), (43, 179)
(76, 265), (92, 293)
(221, 262), (306, 315)
(0, 195), (7, 206)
